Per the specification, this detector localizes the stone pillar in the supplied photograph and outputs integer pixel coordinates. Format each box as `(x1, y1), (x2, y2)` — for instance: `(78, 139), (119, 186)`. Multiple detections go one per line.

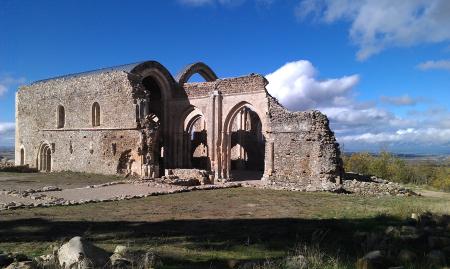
(208, 90), (222, 179)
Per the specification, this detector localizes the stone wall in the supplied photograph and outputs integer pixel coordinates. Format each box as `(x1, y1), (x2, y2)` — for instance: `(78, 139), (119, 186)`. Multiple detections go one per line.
(16, 71), (143, 175)
(267, 96), (343, 188)
(183, 74), (267, 98)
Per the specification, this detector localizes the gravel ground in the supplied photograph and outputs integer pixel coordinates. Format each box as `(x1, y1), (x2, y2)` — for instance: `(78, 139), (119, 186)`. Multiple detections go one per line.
(0, 180), (242, 210)
(42, 182), (186, 201)
(0, 194), (36, 205)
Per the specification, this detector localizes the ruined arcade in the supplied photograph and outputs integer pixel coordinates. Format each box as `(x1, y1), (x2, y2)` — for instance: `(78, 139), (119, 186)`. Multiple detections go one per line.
(15, 61), (343, 189)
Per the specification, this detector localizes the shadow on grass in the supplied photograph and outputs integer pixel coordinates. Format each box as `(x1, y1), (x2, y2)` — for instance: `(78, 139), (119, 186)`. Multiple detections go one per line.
(0, 215), (411, 268)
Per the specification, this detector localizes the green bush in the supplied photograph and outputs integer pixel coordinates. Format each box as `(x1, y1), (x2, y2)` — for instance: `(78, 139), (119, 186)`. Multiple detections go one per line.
(343, 152), (450, 191)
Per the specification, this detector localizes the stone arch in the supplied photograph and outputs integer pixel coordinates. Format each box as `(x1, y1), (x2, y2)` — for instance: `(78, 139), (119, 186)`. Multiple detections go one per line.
(179, 107), (208, 169)
(37, 142), (52, 172)
(131, 61), (177, 173)
(222, 102), (267, 180)
(176, 62), (218, 86)
(130, 61), (176, 100)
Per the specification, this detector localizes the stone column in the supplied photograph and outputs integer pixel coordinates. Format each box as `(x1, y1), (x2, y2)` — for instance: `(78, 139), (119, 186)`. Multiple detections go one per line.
(208, 90), (223, 179)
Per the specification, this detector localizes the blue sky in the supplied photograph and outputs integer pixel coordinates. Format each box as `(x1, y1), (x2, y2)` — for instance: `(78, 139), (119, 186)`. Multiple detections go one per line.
(0, 0), (449, 154)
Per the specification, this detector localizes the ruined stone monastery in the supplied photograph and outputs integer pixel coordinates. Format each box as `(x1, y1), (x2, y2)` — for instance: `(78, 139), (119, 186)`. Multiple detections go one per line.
(15, 61), (343, 188)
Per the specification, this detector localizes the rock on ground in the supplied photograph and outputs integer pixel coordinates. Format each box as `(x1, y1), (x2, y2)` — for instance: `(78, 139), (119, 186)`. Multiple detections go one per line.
(58, 236), (109, 269)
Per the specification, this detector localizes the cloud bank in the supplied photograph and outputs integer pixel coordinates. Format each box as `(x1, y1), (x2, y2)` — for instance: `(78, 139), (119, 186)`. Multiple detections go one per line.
(380, 95), (419, 106)
(296, 0), (450, 60)
(266, 60), (450, 153)
(417, 59), (450, 71)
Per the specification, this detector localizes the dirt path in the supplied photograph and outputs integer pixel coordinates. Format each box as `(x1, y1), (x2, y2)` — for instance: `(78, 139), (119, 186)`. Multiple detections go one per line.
(417, 189), (450, 199)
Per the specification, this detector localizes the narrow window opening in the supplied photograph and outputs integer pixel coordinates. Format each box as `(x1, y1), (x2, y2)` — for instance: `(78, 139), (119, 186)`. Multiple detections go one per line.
(20, 148), (25, 165)
(57, 105), (65, 128)
(92, 102), (100, 127)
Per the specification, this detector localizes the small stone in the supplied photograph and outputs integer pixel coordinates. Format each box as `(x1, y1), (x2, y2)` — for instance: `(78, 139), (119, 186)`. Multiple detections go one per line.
(285, 254), (307, 269)
(356, 250), (389, 269)
(397, 249), (416, 263)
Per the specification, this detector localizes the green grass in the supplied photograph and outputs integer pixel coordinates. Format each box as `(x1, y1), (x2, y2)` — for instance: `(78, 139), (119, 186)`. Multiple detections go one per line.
(0, 171), (123, 191)
(1, 187), (449, 268)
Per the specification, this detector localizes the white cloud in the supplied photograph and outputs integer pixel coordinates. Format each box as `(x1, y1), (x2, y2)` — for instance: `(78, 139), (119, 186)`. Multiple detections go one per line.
(266, 60), (359, 111)
(265, 60), (404, 132)
(0, 122), (15, 147)
(340, 128), (450, 145)
(0, 75), (26, 97)
(297, 0), (450, 60)
(265, 60), (450, 153)
(417, 59), (450, 71)
(380, 95), (419, 106)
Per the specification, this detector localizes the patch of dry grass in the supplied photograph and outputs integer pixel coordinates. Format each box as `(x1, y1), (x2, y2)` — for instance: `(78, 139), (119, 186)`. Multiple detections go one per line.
(0, 188), (449, 268)
(0, 171), (122, 191)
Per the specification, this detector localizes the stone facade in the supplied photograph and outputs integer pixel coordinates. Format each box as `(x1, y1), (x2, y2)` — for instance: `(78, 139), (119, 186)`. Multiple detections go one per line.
(16, 61), (343, 188)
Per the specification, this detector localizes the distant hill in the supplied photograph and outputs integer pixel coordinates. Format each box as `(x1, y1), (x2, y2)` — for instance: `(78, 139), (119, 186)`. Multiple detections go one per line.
(0, 147), (15, 161)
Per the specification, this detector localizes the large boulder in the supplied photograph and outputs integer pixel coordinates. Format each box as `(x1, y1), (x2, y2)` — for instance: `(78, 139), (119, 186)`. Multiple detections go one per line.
(57, 236), (109, 269)
(110, 245), (133, 267)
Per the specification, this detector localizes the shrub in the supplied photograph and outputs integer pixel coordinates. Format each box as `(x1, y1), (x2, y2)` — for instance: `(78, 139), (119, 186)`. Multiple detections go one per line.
(343, 152), (450, 192)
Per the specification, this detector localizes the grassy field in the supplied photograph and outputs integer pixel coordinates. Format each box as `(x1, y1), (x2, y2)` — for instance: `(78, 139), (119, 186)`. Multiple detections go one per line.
(1, 187), (449, 268)
(0, 171), (123, 191)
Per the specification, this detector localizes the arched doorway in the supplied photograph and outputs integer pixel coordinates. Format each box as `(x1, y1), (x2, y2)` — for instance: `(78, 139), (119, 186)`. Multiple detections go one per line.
(223, 103), (265, 181)
(38, 144), (52, 172)
(186, 115), (208, 170)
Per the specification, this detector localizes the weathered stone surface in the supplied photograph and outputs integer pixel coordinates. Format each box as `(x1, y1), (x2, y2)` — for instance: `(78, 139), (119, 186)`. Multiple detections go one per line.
(110, 245), (133, 267)
(343, 173), (417, 196)
(57, 236), (109, 269)
(266, 96), (343, 189)
(33, 254), (56, 268)
(5, 261), (36, 269)
(170, 169), (211, 185)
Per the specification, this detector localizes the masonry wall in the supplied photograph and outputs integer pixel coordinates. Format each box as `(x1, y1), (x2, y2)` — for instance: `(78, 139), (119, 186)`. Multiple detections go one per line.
(15, 71), (142, 175)
(267, 97), (343, 188)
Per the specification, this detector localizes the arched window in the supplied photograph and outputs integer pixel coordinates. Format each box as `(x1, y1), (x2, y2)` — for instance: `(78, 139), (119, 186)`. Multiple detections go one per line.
(57, 105), (65, 128)
(92, 102), (100, 127)
(20, 148), (25, 165)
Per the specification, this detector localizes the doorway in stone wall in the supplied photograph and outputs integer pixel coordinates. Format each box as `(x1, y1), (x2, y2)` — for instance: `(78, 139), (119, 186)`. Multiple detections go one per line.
(187, 115), (208, 170)
(225, 105), (265, 181)
(141, 76), (165, 176)
(38, 143), (52, 172)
